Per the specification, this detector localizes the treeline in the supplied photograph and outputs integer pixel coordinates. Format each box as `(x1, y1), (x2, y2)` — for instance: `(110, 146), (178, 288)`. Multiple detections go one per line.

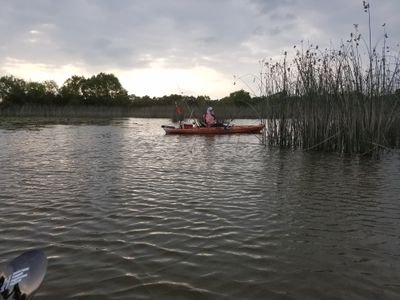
(1, 73), (135, 107)
(0, 72), (260, 108)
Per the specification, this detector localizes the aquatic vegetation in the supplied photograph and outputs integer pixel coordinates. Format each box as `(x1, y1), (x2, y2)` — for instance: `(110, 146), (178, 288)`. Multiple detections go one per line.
(257, 2), (400, 155)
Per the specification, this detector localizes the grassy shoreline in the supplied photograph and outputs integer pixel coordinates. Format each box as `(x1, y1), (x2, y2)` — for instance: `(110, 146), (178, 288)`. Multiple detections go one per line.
(0, 103), (264, 119)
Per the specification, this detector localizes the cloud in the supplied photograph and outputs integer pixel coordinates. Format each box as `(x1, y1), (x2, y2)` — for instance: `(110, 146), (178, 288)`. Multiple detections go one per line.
(0, 0), (399, 98)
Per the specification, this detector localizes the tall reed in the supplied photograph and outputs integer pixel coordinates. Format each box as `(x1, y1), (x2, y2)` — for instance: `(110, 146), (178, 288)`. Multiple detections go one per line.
(259, 6), (400, 155)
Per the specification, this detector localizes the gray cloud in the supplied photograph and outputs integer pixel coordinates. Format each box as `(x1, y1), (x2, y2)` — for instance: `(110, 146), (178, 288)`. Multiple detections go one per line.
(0, 0), (399, 96)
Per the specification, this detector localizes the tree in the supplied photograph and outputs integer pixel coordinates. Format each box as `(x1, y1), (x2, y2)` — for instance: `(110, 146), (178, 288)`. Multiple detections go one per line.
(25, 82), (46, 104)
(220, 89), (251, 105)
(0, 75), (27, 105)
(60, 75), (86, 105)
(44, 80), (59, 95)
(81, 73), (129, 105)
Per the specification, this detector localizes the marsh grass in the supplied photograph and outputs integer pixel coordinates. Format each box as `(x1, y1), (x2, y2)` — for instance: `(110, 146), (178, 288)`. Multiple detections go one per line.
(257, 11), (400, 156)
(0, 104), (177, 118)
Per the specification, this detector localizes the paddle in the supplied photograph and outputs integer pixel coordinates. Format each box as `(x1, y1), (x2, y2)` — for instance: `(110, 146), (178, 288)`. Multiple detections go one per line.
(0, 249), (47, 300)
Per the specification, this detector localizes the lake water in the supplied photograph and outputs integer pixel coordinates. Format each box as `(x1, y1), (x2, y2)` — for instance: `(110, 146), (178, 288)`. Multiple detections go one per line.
(0, 118), (399, 300)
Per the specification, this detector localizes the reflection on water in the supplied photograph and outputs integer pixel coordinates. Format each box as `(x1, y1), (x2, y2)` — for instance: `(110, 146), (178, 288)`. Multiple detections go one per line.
(0, 118), (399, 299)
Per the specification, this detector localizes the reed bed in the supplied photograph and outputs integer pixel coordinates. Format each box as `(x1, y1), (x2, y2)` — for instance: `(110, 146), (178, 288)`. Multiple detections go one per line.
(259, 27), (400, 155)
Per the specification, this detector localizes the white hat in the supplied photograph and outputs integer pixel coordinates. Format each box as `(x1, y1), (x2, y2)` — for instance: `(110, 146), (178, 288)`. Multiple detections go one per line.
(207, 107), (213, 111)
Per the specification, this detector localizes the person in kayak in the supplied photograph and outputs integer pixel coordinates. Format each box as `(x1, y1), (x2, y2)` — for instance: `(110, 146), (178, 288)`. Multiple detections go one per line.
(203, 106), (216, 127)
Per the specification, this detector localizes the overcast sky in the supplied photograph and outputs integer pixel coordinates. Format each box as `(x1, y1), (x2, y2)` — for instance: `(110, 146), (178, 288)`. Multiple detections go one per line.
(0, 0), (399, 98)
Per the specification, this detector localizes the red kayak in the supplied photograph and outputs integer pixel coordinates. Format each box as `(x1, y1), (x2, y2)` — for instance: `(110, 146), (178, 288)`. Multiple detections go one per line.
(161, 123), (264, 135)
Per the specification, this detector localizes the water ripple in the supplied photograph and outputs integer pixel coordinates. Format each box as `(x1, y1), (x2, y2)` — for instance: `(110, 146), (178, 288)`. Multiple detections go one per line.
(0, 119), (399, 299)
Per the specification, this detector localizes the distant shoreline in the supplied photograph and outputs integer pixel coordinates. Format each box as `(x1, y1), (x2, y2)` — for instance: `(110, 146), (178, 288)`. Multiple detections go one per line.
(0, 103), (262, 119)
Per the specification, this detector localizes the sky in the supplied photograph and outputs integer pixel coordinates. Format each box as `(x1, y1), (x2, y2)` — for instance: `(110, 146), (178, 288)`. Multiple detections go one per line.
(0, 0), (399, 99)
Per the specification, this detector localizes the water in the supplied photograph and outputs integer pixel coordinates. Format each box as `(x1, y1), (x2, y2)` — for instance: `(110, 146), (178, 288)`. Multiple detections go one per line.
(0, 118), (399, 300)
